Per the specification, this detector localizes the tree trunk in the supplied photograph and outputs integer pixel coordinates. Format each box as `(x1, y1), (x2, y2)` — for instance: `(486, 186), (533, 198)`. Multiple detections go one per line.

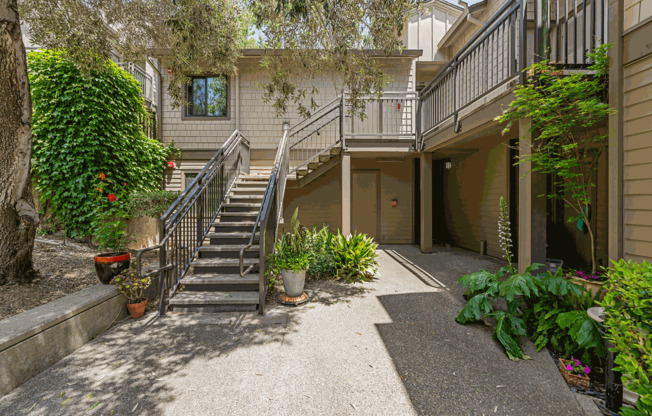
(0, 0), (39, 284)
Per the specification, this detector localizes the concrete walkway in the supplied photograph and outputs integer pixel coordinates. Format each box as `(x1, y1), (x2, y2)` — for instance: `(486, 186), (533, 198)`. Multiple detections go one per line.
(0, 246), (588, 415)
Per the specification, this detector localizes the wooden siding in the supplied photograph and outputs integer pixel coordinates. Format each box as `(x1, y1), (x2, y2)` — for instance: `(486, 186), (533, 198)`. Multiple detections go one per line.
(623, 53), (652, 261)
(442, 137), (509, 258)
(163, 161), (207, 192)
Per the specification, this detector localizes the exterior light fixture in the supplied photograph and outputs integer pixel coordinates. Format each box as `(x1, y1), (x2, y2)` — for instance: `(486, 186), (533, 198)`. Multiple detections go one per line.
(445, 161), (452, 170)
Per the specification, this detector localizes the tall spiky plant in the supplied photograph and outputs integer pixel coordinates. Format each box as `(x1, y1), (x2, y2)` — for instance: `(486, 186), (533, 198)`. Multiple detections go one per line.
(498, 197), (514, 270)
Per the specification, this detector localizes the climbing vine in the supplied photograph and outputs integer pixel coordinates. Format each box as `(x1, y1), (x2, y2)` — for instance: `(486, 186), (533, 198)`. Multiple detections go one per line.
(29, 50), (174, 236)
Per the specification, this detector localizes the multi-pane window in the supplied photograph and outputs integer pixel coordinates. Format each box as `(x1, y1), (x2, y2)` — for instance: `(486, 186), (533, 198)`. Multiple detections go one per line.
(185, 76), (228, 117)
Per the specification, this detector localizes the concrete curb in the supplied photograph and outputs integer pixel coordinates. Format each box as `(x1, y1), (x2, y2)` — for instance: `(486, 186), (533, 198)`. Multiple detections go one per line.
(0, 284), (127, 396)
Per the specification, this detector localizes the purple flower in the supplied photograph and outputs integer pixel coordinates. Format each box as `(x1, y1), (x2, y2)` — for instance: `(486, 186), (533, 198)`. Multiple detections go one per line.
(573, 359), (581, 366)
(566, 364), (573, 371)
(583, 365), (591, 375)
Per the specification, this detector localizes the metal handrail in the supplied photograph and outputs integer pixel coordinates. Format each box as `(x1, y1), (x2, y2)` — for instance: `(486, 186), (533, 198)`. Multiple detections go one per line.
(239, 126), (290, 315)
(419, 0), (524, 139)
(138, 130), (250, 316)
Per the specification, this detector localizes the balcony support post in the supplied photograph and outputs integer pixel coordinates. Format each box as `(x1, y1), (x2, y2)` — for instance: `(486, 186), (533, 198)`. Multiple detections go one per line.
(341, 152), (351, 235)
(517, 118), (547, 273)
(420, 152), (433, 253)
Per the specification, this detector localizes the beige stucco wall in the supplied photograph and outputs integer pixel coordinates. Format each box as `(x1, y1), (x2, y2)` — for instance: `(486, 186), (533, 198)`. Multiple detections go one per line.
(282, 157), (415, 244)
(622, 53), (652, 262)
(441, 135), (509, 258)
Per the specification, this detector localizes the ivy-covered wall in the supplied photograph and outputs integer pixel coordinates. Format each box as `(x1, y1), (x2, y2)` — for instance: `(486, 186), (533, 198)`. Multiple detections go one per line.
(29, 50), (172, 235)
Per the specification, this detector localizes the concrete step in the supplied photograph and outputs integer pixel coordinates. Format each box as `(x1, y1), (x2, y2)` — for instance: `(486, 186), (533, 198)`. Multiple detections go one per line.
(170, 291), (259, 312)
(197, 245), (259, 259)
(213, 221), (258, 232)
(181, 273), (259, 291)
(228, 195), (264, 203)
(192, 257), (258, 274)
(207, 231), (259, 245)
(223, 203), (261, 212)
(239, 175), (270, 181)
(236, 181), (269, 188)
(230, 188), (267, 194)
(217, 212), (259, 222)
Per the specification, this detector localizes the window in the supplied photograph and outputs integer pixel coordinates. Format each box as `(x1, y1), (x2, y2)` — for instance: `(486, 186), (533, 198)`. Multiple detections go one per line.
(185, 76), (228, 117)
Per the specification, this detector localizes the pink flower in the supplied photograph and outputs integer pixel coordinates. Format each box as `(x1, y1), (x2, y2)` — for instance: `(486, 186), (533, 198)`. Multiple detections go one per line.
(573, 359), (581, 366)
(583, 365), (591, 375)
(566, 364), (573, 371)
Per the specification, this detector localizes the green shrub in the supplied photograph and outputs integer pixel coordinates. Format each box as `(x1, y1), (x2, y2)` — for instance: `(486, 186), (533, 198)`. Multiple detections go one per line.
(330, 231), (379, 282)
(28, 50), (174, 236)
(128, 190), (181, 219)
(601, 260), (652, 416)
(305, 226), (335, 278)
(92, 172), (131, 251)
(266, 209), (310, 288)
(456, 197), (603, 361)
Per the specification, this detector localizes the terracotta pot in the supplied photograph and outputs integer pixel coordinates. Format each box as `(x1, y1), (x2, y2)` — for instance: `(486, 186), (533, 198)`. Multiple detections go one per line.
(126, 299), (147, 319)
(572, 278), (606, 300)
(94, 252), (131, 284)
(559, 358), (590, 389)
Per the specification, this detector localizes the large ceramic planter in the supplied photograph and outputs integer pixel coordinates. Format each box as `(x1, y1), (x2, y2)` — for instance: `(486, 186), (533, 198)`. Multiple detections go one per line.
(559, 358), (590, 389)
(94, 252), (131, 284)
(281, 270), (306, 297)
(126, 299), (147, 319)
(572, 278), (606, 300)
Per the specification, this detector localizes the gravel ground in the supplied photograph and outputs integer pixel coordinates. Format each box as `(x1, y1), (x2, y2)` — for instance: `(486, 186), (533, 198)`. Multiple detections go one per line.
(0, 245), (590, 415)
(0, 237), (98, 321)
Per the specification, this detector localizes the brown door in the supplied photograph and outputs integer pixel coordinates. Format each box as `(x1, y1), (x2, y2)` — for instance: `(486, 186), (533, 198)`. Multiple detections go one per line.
(352, 171), (378, 239)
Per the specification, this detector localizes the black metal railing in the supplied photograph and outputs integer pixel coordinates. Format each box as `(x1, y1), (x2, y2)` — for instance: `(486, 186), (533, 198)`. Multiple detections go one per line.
(420, 0), (523, 139)
(240, 125), (290, 315)
(418, 0), (608, 144)
(136, 130), (250, 316)
(289, 97), (342, 173)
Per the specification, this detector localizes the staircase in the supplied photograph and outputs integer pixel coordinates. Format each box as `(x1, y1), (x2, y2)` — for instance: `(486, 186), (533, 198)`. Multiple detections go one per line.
(168, 173), (269, 313)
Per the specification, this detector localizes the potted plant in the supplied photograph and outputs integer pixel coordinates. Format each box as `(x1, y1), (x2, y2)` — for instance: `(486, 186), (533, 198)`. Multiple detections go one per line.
(268, 209), (310, 298)
(92, 172), (131, 283)
(111, 269), (152, 319)
(558, 358), (591, 389)
(570, 270), (606, 300)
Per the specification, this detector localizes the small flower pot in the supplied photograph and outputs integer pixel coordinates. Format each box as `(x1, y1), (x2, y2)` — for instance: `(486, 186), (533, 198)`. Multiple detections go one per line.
(94, 252), (131, 284)
(126, 299), (147, 319)
(281, 270), (306, 298)
(572, 278), (606, 300)
(559, 358), (590, 389)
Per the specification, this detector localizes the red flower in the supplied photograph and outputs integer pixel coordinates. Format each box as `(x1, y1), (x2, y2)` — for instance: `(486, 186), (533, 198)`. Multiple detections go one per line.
(167, 161), (175, 168)
(124, 182), (127, 186)
(108, 194), (116, 202)
(99, 172), (105, 180)
(98, 188), (101, 192)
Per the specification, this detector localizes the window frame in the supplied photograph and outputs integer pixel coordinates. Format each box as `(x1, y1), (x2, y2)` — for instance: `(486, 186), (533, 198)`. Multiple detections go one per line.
(182, 75), (230, 120)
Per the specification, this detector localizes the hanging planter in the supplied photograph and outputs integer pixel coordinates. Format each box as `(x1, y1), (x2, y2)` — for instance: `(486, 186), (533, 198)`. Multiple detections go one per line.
(94, 252), (131, 284)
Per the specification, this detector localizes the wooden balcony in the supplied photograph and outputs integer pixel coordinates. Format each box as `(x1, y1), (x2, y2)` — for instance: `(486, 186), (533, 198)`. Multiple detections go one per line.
(419, 0), (609, 151)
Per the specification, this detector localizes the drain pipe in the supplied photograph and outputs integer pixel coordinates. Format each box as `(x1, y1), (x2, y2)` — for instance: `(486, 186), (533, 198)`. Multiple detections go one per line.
(588, 307), (623, 413)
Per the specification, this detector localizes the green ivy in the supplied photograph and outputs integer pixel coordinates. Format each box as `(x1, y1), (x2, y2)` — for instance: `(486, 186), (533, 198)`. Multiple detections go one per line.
(28, 50), (173, 236)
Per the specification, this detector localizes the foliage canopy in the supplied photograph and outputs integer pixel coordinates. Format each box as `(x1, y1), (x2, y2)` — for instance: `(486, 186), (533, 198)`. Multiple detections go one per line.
(497, 44), (613, 273)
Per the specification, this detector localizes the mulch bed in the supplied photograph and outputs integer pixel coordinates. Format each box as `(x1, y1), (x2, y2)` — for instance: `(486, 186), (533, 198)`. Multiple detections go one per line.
(0, 236), (100, 321)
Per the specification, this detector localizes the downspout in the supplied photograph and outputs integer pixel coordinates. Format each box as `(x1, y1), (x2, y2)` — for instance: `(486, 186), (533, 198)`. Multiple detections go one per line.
(235, 73), (240, 132)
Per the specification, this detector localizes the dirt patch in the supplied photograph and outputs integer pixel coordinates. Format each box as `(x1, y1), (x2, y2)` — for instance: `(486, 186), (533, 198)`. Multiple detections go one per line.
(0, 236), (99, 321)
